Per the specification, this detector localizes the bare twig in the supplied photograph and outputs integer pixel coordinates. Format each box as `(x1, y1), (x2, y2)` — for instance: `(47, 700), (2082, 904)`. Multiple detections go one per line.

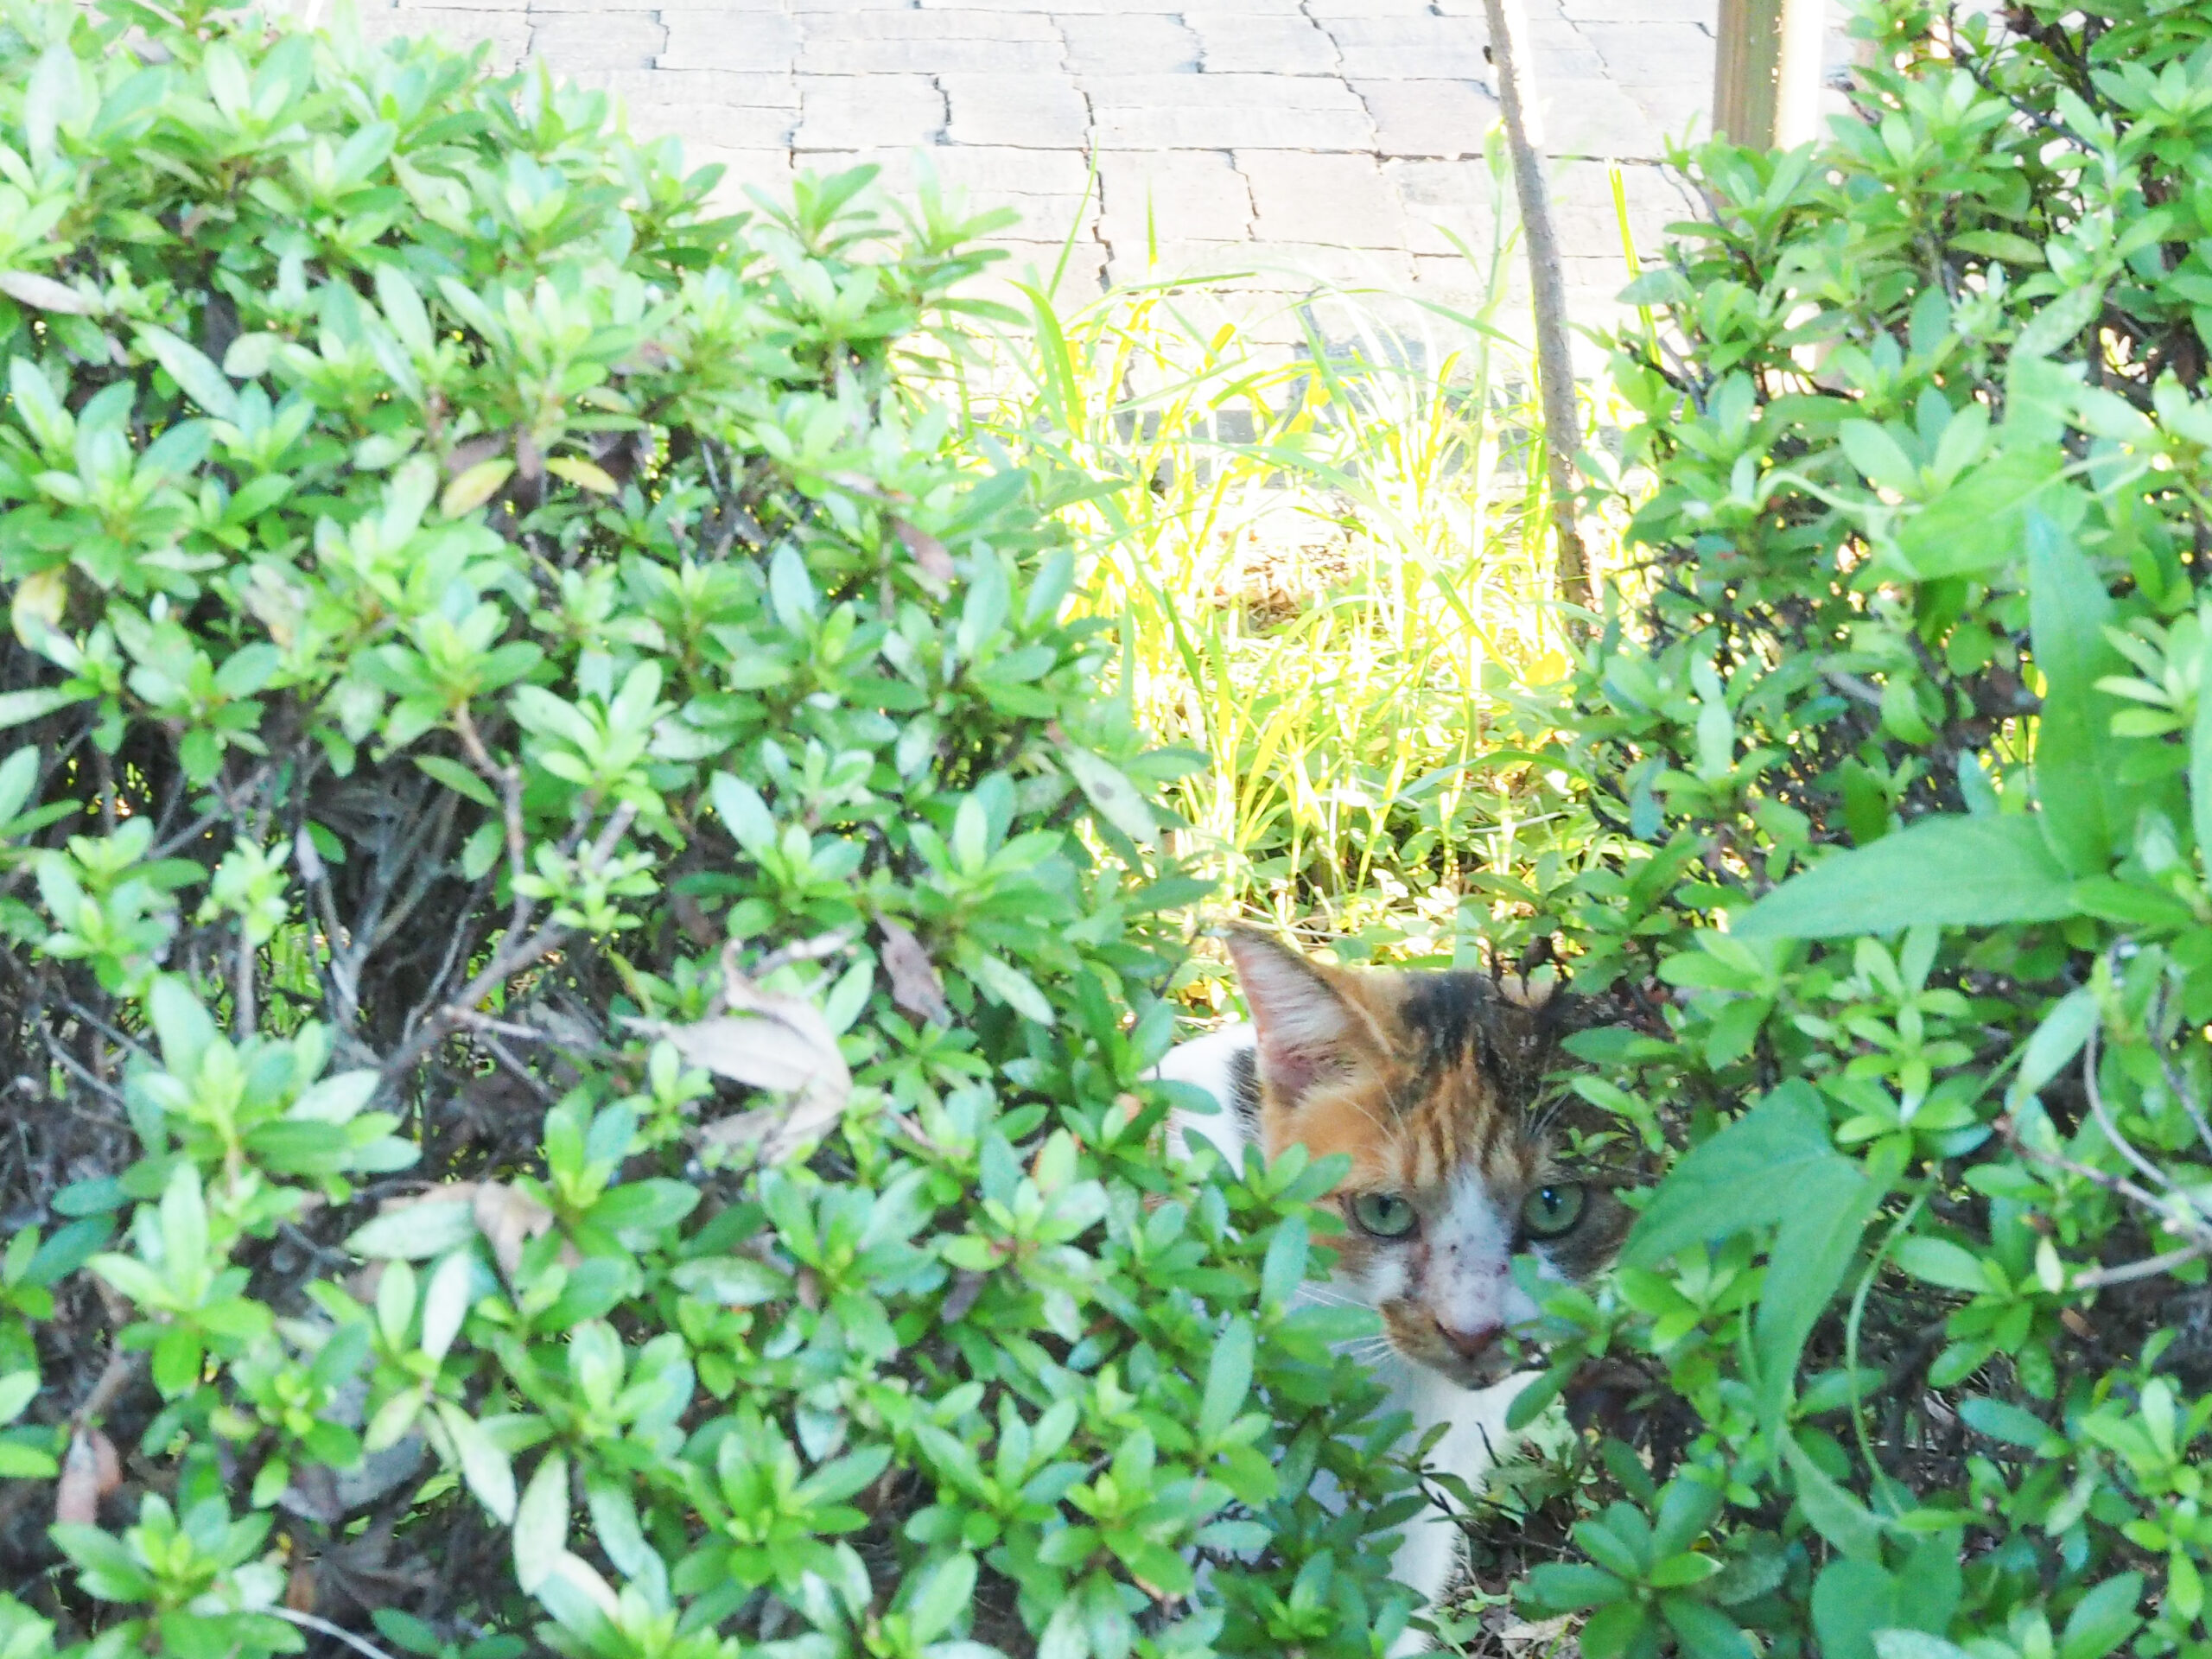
(2082, 1023), (2188, 1198)
(266, 1609), (401, 1659)
(379, 799), (639, 1094)
(1997, 1113), (2212, 1249)
(2071, 1242), (2212, 1290)
(1824, 670), (1885, 709)
(70, 1344), (141, 1431)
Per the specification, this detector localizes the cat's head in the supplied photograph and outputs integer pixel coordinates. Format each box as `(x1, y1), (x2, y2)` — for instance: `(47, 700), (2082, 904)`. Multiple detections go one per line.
(1224, 925), (1627, 1389)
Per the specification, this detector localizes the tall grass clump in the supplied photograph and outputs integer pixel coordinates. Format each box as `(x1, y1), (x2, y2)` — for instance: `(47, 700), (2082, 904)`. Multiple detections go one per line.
(949, 153), (1614, 988)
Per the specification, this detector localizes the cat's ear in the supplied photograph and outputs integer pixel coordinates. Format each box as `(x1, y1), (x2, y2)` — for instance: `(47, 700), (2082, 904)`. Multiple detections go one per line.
(1223, 926), (1380, 1103)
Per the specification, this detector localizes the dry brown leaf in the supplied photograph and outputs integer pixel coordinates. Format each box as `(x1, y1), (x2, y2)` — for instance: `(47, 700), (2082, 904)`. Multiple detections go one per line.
(0, 270), (93, 315)
(942, 1269), (988, 1323)
(893, 519), (956, 588)
(311, 1518), (435, 1621)
(671, 890), (719, 948)
(662, 971), (853, 1163)
(442, 433), (506, 478)
(878, 919), (951, 1027)
(472, 1181), (558, 1283)
(285, 1550), (318, 1614)
(55, 1428), (112, 1525)
(278, 1462), (344, 1525)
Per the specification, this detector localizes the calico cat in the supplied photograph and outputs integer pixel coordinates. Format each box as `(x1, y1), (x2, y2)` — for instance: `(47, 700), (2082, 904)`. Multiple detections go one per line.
(1158, 926), (1625, 1652)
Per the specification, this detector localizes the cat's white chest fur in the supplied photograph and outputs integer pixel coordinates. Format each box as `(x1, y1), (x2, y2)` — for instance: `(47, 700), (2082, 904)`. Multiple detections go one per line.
(1156, 1023), (1531, 1654)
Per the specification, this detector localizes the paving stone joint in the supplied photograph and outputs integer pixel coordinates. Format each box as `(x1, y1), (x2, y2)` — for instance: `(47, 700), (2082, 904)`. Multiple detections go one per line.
(356, 0), (1854, 359)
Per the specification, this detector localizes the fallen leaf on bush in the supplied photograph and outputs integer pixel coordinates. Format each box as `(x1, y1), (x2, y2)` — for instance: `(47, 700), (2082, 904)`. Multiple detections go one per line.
(664, 974), (852, 1162)
(943, 1269), (988, 1322)
(0, 270), (93, 315)
(472, 1181), (558, 1282)
(893, 519), (956, 587)
(878, 919), (951, 1027)
(671, 890), (719, 947)
(279, 1461), (343, 1525)
(1497, 1617), (1572, 1647)
(55, 1427), (116, 1525)
(11, 567), (69, 649)
(299, 1517), (433, 1621)
(331, 1433), (428, 1513)
(442, 456), (515, 518)
(547, 454), (620, 494)
(442, 433), (506, 476)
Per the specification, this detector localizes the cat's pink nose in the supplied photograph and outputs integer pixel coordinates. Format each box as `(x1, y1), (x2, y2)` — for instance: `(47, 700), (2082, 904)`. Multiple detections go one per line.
(1436, 1319), (1502, 1361)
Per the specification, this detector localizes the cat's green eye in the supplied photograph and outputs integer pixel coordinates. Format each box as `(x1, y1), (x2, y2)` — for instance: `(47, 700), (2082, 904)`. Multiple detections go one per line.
(1520, 1182), (1586, 1241)
(1349, 1192), (1418, 1239)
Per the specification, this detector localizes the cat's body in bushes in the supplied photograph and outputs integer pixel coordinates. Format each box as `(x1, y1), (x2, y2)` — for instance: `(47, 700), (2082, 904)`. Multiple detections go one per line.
(1158, 929), (1624, 1649)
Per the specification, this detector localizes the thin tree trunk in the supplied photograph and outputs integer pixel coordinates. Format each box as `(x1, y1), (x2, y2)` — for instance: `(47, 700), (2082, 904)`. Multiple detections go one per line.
(1480, 0), (1590, 614)
(1714, 0), (1825, 149)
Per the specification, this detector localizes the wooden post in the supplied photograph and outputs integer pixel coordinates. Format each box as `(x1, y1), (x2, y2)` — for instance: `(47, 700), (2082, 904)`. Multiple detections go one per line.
(1713, 0), (1825, 149)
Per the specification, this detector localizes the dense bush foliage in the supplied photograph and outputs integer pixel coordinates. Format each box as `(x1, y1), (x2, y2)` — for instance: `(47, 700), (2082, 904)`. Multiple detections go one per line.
(0, 2), (1427, 1654)
(1493, 7), (2212, 1659)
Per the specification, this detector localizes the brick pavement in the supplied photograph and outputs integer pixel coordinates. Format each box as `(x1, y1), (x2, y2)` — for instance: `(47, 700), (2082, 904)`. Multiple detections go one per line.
(353, 0), (1853, 359)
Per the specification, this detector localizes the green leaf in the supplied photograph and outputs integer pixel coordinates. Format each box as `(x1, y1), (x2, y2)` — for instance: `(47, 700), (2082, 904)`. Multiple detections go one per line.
(1892, 1237), (1988, 1294)
(0, 687), (88, 731)
(138, 324), (239, 423)
(671, 1255), (791, 1306)
(1957, 1396), (2051, 1450)
(2008, 986), (2098, 1110)
(1733, 815), (2079, 939)
(1526, 1562), (1628, 1611)
(965, 951), (1055, 1026)
(1786, 1437), (1885, 1561)
(1197, 1317), (1254, 1444)
(2192, 626), (2212, 867)
(1873, 1635), (1975, 1659)
(0, 745), (39, 826)
(442, 457), (513, 518)
(1756, 1155), (1885, 1437)
(1624, 1082), (1845, 1267)
(1060, 744), (1155, 846)
(512, 1450), (569, 1593)
(348, 1197), (477, 1259)
(2057, 1573), (2143, 1659)
(434, 1400), (516, 1523)
(414, 754), (497, 808)
(418, 1249), (473, 1363)
(1660, 1595), (1756, 1659)
(1814, 1560), (1896, 1659)
(1840, 421), (1917, 495)
(2026, 512), (2121, 874)
(0, 1372), (38, 1424)
(148, 976), (217, 1082)
(1894, 447), (2064, 579)
(907, 1552), (976, 1645)
(0, 1443), (58, 1478)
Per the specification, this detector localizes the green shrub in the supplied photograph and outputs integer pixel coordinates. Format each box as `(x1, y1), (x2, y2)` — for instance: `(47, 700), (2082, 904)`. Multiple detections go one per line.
(1499, 6), (2212, 1659)
(0, 2), (1421, 1654)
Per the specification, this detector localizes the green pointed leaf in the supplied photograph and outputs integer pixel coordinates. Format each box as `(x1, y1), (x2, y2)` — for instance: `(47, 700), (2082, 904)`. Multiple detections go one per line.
(2026, 512), (2121, 874)
(1734, 814), (2079, 939)
(139, 324), (238, 423)
(1624, 1082), (1847, 1268)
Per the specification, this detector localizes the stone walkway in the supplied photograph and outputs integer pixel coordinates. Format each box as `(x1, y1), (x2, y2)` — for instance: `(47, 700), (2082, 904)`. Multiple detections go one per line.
(356, 0), (1853, 352)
